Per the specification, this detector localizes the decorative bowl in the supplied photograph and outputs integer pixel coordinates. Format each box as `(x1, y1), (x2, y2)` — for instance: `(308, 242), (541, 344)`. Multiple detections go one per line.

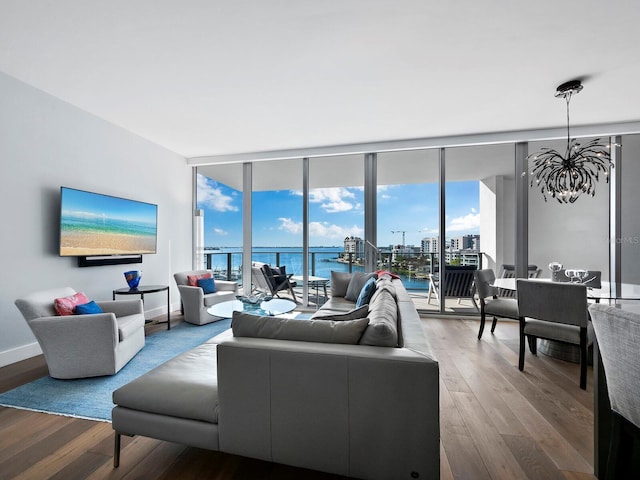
(124, 270), (142, 289)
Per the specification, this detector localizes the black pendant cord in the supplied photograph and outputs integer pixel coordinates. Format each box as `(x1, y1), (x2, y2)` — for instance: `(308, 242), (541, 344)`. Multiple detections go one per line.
(564, 92), (572, 159)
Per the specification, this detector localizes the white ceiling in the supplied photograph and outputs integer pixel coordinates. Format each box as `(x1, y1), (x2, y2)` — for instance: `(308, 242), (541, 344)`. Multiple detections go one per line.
(1, 0), (639, 160)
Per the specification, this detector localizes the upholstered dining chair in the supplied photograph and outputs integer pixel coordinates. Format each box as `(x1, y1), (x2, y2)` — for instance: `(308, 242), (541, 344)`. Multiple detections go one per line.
(497, 264), (541, 297)
(552, 269), (602, 289)
(498, 264), (542, 279)
(588, 304), (640, 480)
(15, 287), (145, 379)
(516, 279), (589, 389)
(474, 269), (519, 339)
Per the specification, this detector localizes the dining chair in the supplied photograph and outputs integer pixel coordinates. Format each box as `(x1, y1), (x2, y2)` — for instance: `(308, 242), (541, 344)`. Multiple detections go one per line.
(588, 304), (640, 480)
(516, 279), (589, 389)
(474, 269), (519, 339)
(498, 264), (541, 279)
(552, 269), (602, 289)
(497, 264), (541, 297)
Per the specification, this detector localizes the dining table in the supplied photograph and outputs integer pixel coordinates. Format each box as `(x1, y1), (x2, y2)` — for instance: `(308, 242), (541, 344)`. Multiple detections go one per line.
(491, 276), (640, 478)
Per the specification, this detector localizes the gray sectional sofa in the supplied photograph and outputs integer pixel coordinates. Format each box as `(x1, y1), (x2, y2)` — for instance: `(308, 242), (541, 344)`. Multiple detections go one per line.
(112, 271), (440, 480)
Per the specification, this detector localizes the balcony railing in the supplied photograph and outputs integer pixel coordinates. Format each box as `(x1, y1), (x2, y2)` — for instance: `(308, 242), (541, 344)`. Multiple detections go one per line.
(200, 249), (483, 292)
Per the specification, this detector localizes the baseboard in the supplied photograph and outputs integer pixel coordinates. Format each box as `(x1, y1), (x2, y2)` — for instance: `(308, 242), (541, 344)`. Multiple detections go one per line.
(0, 341), (42, 368)
(144, 302), (180, 322)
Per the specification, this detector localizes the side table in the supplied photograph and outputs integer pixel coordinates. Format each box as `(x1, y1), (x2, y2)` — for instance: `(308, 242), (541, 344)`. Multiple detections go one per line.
(113, 285), (171, 330)
(291, 275), (329, 308)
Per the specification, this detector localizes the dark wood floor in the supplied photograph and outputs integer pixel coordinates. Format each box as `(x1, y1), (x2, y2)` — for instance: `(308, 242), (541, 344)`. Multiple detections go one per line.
(0, 314), (595, 480)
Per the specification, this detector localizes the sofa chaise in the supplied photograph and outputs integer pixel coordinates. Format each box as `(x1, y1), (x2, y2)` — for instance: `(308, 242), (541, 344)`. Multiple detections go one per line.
(112, 271), (440, 479)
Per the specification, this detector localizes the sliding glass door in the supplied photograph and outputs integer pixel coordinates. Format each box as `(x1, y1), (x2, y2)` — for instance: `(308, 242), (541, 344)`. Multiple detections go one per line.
(251, 159), (303, 273)
(376, 149), (439, 309)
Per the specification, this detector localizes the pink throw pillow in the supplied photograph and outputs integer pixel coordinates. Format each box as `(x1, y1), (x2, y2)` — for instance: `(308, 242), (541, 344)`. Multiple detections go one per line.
(54, 292), (90, 316)
(187, 273), (212, 286)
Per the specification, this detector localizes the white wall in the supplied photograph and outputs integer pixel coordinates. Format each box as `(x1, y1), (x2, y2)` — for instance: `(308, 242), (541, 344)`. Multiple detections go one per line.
(0, 72), (193, 367)
(480, 175), (515, 272)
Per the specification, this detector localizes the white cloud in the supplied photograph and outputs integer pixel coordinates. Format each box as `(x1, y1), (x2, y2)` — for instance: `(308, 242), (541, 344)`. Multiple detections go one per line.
(278, 217), (363, 239)
(310, 222), (363, 239)
(197, 174), (238, 212)
(213, 228), (228, 236)
(309, 188), (356, 213)
(447, 212), (481, 232)
(278, 217), (302, 234)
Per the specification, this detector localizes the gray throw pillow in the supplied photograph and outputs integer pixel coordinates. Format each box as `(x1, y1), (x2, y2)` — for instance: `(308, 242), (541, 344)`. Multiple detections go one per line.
(345, 271), (377, 302)
(331, 271), (352, 298)
(232, 311), (369, 344)
(359, 289), (398, 347)
(314, 305), (369, 321)
(370, 279), (396, 304)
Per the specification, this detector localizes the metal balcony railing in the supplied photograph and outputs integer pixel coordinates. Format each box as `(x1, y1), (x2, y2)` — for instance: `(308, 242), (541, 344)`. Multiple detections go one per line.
(200, 249), (483, 293)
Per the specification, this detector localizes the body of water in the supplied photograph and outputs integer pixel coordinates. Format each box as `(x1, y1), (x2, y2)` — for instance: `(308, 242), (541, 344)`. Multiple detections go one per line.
(204, 246), (430, 290)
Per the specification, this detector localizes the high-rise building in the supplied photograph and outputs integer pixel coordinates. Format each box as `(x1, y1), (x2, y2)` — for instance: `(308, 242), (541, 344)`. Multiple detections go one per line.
(421, 237), (439, 253)
(344, 236), (364, 259)
(451, 234), (480, 251)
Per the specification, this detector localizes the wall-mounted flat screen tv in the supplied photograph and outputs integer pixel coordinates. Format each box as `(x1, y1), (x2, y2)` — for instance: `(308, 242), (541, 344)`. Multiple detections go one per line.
(59, 187), (158, 257)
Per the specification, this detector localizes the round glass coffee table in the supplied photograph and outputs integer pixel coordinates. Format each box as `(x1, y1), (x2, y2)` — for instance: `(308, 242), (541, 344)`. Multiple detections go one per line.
(207, 298), (297, 318)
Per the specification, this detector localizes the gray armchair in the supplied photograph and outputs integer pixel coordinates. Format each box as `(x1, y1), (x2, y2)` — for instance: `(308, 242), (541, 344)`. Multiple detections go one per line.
(173, 270), (238, 325)
(15, 287), (145, 379)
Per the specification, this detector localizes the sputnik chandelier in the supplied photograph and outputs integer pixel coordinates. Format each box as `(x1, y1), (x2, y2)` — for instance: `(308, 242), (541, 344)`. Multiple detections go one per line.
(526, 80), (614, 204)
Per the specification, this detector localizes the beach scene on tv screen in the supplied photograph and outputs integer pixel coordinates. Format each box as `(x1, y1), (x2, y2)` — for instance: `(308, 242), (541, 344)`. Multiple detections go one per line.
(60, 188), (157, 256)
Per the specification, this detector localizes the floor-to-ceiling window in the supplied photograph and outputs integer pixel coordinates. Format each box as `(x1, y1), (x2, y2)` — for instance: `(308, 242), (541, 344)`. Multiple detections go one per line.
(308, 154), (364, 305)
(194, 131), (640, 313)
(439, 144), (515, 311)
(376, 149), (440, 300)
(251, 159), (303, 272)
(195, 164), (244, 283)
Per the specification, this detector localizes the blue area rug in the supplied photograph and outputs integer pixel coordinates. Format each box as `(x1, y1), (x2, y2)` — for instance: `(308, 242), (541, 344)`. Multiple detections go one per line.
(0, 319), (231, 422)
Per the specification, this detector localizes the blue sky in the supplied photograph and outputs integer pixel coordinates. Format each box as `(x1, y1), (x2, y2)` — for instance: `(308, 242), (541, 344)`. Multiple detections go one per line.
(61, 187), (157, 225)
(197, 174), (480, 247)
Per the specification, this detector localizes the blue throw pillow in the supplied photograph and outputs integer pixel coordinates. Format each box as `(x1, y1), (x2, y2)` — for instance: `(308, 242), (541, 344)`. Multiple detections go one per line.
(74, 301), (104, 315)
(198, 277), (217, 294)
(356, 277), (377, 308)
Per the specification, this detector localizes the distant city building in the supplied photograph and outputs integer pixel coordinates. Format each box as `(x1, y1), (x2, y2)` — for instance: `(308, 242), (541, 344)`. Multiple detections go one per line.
(421, 237), (439, 253)
(444, 248), (459, 264)
(424, 235), (480, 267)
(344, 236), (364, 259)
(451, 234), (480, 251)
(459, 249), (480, 266)
(392, 244), (419, 261)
